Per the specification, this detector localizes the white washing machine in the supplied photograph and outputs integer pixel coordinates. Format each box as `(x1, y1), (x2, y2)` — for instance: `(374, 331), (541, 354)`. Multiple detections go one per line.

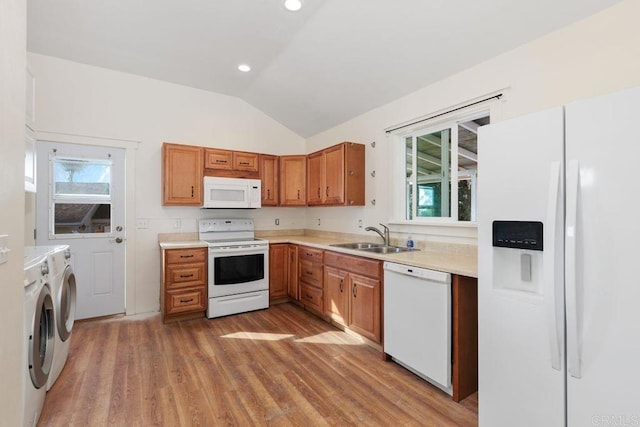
(46, 245), (76, 390)
(23, 251), (56, 427)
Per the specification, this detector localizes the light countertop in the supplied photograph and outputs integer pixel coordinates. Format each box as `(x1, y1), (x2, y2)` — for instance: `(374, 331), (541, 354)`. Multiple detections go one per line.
(158, 233), (477, 278)
(264, 235), (477, 278)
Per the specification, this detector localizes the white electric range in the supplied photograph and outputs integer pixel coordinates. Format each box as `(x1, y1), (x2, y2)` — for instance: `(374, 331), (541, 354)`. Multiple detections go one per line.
(198, 219), (269, 318)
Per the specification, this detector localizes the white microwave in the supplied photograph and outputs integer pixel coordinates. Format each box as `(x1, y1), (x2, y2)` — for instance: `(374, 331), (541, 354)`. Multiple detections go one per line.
(203, 177), (262, 209)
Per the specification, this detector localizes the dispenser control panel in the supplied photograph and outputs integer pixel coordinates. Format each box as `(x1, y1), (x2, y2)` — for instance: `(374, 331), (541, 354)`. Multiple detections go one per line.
(492, 221), (543, 251)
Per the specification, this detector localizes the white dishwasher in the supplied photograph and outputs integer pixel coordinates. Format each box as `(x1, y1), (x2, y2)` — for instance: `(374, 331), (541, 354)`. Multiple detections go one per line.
(383, 262), (452, 394)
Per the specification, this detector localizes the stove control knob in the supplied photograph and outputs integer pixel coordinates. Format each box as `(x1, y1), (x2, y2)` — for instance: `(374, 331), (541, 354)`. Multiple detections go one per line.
(40, 261), (49, 276)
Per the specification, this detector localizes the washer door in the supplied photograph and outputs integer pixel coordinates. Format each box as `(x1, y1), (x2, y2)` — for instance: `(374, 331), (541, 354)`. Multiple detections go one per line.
(57, 266), (77, 341)
(29, 285), (55, 388)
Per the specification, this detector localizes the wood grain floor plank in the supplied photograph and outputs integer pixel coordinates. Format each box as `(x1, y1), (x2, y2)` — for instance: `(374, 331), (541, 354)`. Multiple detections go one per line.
(39, 304), (477, 426)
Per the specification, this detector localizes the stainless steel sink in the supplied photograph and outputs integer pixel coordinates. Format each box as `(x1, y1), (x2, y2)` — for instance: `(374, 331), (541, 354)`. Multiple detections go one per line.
(330, 242), (384, 249)
(330, 242), (416, 254)
(360, 245), (415, 254)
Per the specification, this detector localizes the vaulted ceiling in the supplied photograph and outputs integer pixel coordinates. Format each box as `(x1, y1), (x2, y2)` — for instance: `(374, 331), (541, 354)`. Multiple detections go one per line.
(27, 0), (622, 137)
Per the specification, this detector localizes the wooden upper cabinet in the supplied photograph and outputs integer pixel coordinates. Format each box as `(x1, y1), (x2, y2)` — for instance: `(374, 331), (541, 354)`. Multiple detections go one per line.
(204, 148), (233, 170)
(162, 143), (204, 206)
(260, 154), (279, 206)
(234, 151), (259, 172)
(306, 142), (365, 206)
(306, 152), (323, 205)
(324, 144), (346, 204)
(204, 148), (259, 177)
(279, 155), (307, 206)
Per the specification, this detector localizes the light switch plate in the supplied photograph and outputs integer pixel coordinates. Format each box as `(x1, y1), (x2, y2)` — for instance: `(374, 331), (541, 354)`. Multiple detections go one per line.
(0, 234), (9, 265)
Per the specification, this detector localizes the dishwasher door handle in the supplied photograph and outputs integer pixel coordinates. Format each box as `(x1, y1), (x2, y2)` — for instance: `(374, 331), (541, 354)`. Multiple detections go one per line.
(383, 262), (451, 284)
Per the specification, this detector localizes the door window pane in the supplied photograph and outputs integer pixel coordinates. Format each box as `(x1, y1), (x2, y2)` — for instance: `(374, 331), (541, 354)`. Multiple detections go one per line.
(54, 158), (111, 197)
(54, 203), (111, 234)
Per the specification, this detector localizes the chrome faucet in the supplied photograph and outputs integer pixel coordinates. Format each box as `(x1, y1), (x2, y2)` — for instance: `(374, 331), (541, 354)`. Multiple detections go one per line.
(365, 223), (390, 246)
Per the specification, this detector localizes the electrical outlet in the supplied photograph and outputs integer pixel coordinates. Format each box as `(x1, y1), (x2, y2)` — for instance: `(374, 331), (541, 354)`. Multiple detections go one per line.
(136, 218), (150, 229)
(358, 219), (363, 228)
(317, 218), (321, 226)
(275, 218), (280, 226)
(173, 219), (182, 229)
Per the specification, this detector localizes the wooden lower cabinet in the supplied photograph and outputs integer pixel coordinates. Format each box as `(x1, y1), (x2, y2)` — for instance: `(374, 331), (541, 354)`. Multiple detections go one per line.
(161, 247), (207, 323)
(451, 274), (478, 402)
(269, 244), (288, 301)
(287, 245), (299, 300)
(347, 273), (381, 343)
(298, 246), (323, 314)
(324, 266), (348, 324)
(269, 243), (300, 303)
(323, 251), (382, 344)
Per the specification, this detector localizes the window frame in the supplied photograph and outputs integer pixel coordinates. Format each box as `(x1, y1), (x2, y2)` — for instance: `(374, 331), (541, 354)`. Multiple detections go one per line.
(390, 104), (491, 226)
(48, 153), (115, 239)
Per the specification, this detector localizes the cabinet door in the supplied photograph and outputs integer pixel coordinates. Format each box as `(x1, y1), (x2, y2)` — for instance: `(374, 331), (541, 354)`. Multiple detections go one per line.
(234, 151), (259, 172)
(323, 144), (345, 205)
(280, 155), (306, 206)
(307, 152), (324, 205)
(260, 154), (279, 206)
(324, 266), (348, 325)
(269, 244), (288, 299)
(162, 143), (203, 205)
(204, 148), (233, 170)
(287, 245), (299, 300)
(348, 273), (381, 343)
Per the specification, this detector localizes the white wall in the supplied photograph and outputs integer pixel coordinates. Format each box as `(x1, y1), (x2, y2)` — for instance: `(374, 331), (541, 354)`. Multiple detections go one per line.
(305, 0), (640, 245)
(28, 53), (306, 314)
(0, 0), (26, 424)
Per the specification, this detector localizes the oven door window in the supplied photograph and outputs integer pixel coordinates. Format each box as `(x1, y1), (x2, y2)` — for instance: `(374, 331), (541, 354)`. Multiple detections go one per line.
(214, 254), (264, 285)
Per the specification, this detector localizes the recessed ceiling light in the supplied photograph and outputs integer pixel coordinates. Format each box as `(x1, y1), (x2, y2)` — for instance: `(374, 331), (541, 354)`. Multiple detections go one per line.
(238, 64), (251, 72)
(284, 0), (302, 12)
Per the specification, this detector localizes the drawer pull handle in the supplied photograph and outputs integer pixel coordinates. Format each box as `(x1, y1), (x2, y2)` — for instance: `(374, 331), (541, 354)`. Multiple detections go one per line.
(306, 270), (313, 275)
(339, 279), (343, 293)
(180, 274), (194, 278)
(239, 161), (250, 165)
(353, 283), (357, 298)
(216, 159), (227, 163)
(306, 293), (312, 299)
(297, 189), (300, 199)
(179, 298), (194, 304)
(326, 186), (329, 197)
(180, 254), (194, 258)
(267, 189), (270, 198)
(317, 187), (320, 198)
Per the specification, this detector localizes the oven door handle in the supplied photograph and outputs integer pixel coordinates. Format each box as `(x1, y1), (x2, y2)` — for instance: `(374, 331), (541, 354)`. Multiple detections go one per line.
(209, 246), (268, 255)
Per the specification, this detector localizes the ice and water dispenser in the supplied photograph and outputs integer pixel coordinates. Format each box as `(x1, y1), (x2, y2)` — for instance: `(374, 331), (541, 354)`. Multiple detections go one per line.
(492, 221), (544, 294)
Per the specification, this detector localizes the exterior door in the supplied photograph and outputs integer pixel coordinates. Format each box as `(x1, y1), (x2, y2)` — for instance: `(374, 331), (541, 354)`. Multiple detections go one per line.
(37, 141), (126, 320)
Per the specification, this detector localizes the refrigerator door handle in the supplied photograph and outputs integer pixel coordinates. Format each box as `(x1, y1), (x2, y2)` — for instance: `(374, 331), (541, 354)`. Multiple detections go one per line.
(566, 159), (582, 379)
(545, 161), (563, 371)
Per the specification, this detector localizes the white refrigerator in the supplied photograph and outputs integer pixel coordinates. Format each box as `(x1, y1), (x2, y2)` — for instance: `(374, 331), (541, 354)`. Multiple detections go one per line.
(478, 86), (640, 426)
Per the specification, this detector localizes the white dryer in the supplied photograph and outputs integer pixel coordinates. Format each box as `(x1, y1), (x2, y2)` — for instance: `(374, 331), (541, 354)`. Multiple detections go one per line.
(23, 252), (55, 427)
(46, 245), (76, 390)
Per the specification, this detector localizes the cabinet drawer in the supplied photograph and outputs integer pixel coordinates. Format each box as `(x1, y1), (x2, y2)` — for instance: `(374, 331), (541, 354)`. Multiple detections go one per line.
(166, 263), (206, 289)
(166, 248), (207, 264)
(204, 148), (233, 170)
(166, 287), (206, 315)
(300, 282), (323, 313)
(299, 246), (323, 263)
(299, 259), (323, 288)
(234, 151), (259, 172)
(324, 251), (382, 279)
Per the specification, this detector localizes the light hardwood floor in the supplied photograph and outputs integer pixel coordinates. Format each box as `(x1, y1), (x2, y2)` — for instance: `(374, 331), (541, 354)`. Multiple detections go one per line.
(40, 303), (478, 426)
